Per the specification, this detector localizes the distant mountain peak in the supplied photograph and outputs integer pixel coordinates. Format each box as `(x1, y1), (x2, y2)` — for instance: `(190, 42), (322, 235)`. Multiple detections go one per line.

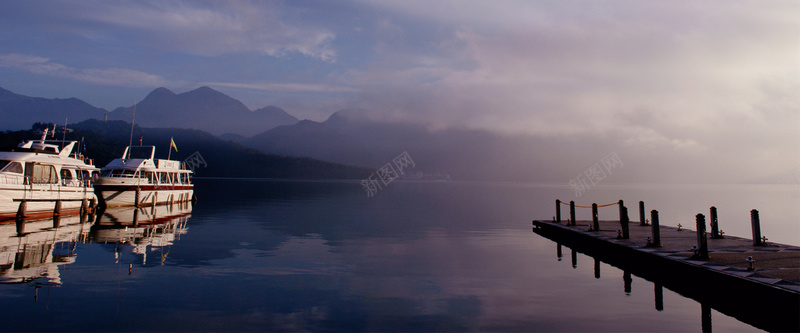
(143, 87), (176, 101)
(325, 108), (371, 124)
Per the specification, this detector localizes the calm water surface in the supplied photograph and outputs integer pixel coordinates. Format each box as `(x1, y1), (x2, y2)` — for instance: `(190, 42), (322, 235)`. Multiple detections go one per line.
(0, 179), (797, 331)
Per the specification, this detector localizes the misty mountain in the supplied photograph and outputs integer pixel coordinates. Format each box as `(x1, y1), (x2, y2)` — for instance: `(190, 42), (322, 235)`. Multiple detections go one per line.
(243, 109), (558, 181)
(0, 87), (106, 131)
(109, 86), (299, 136)
(242, 108), (724, 183)
(0, 119), (371, 180)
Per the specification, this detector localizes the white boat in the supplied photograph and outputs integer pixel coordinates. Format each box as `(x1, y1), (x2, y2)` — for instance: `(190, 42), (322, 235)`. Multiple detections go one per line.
(0, 130), (98, 221)
(94, 145), (193, 208)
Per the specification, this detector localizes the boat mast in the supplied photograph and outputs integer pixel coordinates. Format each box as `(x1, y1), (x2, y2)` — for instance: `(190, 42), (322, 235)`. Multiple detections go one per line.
(61, 117), (68, 151)
(127, 102), (136, 159)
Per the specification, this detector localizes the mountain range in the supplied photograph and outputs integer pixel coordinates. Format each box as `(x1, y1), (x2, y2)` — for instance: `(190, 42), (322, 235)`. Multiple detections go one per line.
(0, 119), (372, 180)
(0, 87), (106, 131)
(109, 87), (298, 136)
(0, 86), (748, 183)
(0, 86), (298, 136)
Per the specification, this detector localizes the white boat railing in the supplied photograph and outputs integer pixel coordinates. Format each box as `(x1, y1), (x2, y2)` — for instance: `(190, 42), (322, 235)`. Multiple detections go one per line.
(0, 174), (25, 185)
(0, 174), (93, 188)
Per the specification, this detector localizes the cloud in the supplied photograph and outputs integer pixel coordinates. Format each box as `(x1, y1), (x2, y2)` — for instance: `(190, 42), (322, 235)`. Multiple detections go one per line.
(0, 53), (166, 87)
(60, 1), (338, 62)
(350, 2), (799, 138)
(203, 81), (358, 93)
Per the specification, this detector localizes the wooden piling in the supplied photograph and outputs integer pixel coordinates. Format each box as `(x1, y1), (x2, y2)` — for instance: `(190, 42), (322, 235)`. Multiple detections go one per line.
(556, 243), (562, 261)
(654, 283), (664, 311)
(709, 206), (721, 239)
(623, 271), (632, 294)
(639, 201), (646, 226)
(702, 304), (712, 333)
(695, 214), (709, 259)
(751, 209), (763, 246)
(555, 199), (561, 223)
(592, 203), (599, 231)
(618, 199), (624, 222)
(594, 258), (600, 279)
(571, 248), (577, 268)
(650, 210), (661, 247)
(569, 200), (576, 226)
(620, 206), (630, 239)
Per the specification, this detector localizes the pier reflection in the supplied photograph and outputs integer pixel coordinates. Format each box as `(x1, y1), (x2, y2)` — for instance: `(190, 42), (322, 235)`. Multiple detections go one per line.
(533, 227), (799, 332)
(90, 204), (191, 265)
(0, 214), (90, 285)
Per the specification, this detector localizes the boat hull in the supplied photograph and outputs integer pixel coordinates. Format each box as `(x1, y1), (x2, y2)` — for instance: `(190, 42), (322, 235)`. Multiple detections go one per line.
(0, 184), (97, 221)
(94, 183), (193, 208)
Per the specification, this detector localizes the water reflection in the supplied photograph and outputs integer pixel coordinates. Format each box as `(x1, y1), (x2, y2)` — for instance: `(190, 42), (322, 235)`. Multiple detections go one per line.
(0, 214), (90, 285)
(90, 204), (192, 265)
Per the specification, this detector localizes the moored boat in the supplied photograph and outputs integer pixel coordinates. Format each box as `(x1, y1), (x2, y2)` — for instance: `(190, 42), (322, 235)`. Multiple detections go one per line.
(93, 145), (193, 208)
(0, 129), (98, 221)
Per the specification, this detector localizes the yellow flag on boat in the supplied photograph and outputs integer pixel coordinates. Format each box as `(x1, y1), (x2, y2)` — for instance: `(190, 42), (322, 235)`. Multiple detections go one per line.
(170, 137), (178, 152)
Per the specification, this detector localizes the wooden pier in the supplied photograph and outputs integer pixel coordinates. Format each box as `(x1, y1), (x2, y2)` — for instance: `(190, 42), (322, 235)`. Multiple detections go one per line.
(532, 200), (800, 332)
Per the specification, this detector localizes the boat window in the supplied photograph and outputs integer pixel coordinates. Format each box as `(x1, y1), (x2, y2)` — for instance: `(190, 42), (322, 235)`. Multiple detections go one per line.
(31, 164), (58, 184)
(1, 161), (23, 174)
(61, 168), (74, 185)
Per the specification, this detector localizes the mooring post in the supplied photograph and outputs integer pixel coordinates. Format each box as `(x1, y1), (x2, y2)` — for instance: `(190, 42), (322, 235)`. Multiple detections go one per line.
(654, 283), (664, 311)
(751, 209), (763, 246)
(650, 210), (661, 247)
(623, 271), (632, 294)
(592, 203), (599, 231)
(555, 199), (561, 223)
(618, 199), (624, 222)
(639, 201), (646, 226)
(556, 243), (562, 261)
(695, 214), (709, 259)
(708, 206), (722, 239)
(594, 258), (600, 279)
(569, 200), (576, 226)
(702, 303), (712, 333)
(620, 206), (630, 239)
(571, 249), (577, 268)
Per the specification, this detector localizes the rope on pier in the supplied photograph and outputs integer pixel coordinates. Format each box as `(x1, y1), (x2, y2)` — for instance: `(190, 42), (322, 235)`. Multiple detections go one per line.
(558, 200), (619, 209)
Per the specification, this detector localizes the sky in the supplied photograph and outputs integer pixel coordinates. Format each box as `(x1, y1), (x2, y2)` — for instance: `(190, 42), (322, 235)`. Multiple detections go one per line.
(0, 0), (798, 182)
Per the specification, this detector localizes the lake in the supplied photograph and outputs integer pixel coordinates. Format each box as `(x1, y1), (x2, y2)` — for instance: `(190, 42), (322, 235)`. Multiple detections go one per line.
(0, 179), (797, 331)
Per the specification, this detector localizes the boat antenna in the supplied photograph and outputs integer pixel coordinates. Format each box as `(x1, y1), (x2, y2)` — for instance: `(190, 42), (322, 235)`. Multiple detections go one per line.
(127, 102), (136, 159)
(61, 117), (68, 150)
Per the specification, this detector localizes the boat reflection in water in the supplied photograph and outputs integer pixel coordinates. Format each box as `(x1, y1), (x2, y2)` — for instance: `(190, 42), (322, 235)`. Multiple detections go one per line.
(90, 202), (191, 265)
(0, 214), (91, 285)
